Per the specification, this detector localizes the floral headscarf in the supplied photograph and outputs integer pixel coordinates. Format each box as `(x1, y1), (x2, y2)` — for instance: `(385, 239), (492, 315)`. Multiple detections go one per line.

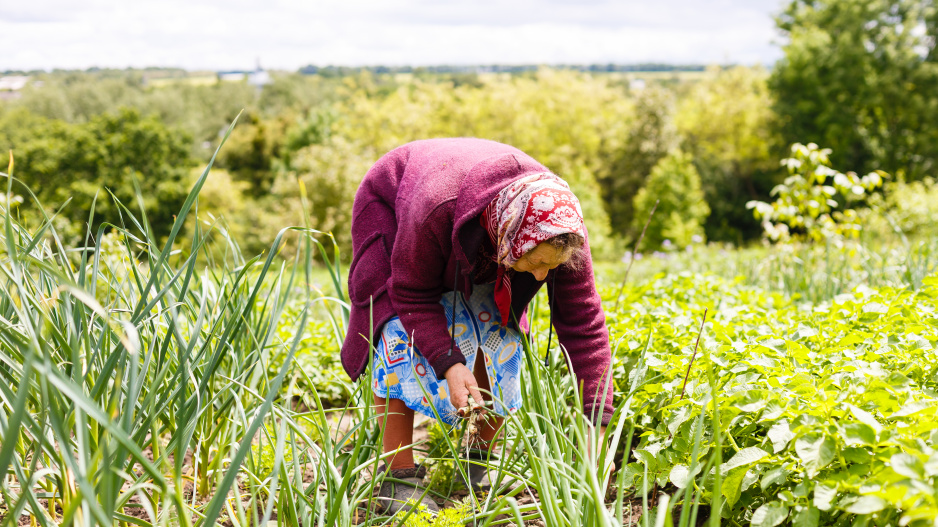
(480, 173), (585, 327)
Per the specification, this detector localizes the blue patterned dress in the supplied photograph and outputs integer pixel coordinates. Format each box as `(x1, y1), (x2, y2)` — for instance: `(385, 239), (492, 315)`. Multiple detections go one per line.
(371, 282), (523, 425)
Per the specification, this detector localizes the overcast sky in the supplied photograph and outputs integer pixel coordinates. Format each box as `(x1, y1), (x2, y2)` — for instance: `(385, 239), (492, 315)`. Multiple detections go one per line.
(1, 0), (787, 71)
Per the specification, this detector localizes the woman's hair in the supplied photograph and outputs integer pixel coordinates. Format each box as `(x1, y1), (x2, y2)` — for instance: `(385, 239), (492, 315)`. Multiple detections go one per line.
(545, 232), (586, 271)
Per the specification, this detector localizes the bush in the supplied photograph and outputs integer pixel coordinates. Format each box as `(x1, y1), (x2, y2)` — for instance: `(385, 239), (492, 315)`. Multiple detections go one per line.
(865, 177), (938, 237)
(632, 150), (710, 249)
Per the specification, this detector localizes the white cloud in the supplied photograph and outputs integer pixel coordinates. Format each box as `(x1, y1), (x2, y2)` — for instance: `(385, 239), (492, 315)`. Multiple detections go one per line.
(0, 0), (786, 70)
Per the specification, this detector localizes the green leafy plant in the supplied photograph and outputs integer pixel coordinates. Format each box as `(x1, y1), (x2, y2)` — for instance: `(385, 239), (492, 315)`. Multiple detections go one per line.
(747, 142), (885, 242)
(400, 499), (474, 526)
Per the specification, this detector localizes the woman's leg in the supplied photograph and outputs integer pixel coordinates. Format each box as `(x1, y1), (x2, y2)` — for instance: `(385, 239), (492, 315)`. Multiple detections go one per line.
(374, 395), (416, 470)
(472, 354), (504, 449)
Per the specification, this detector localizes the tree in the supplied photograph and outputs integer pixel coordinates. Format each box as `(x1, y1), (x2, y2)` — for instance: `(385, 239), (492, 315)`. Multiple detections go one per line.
(747, 142), (884, 242)
(598, 86), (678, 238)
(631, 150), (710, 249)
(218, 112), (287, 194)
(2, 108), (194, 241)
(676, 66), (779, 242)
(770, 0), (938, 180)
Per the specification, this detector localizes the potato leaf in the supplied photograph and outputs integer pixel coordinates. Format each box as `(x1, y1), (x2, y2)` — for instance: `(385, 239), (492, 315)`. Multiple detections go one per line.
(722, 467), (748, 506)
(768, 420), (794, 453)
(795, 434), (836, 478)
(751, 501), (789, 527)
(793, 505), (820, 527)
(813, 482), (837, 511)
(845, 495), (886, 515)
(890, 453), (924, 480)
(847, 404), (883, 434)
(761, 466), (788, 491)
(720, 446), (769, 475)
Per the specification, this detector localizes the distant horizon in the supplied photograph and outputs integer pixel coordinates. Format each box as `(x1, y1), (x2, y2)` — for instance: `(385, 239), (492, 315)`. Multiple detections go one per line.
(1, 1), (785, 72)
(2, 62), (762, 76)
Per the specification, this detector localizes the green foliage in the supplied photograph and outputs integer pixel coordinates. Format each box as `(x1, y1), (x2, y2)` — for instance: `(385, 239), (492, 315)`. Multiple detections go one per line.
(864, 176), (938, 236)
(609, 271), (938, 527)
(2, 66), (792, 252)
(274, 134), (376, 258)
(747, 143), (885, 242)
(421, 422), (463, 495)
(598, 85), (676, 237)
(676, 66), (779, 241)
(13, 74), (148, 123)
(632, 150), (710, 248)
(0, 127), (358, 526)
(277, 288), (351, 408)
(11, 72), (253, 148)
(401, 499), (474, 526)
(253, 69), (630, 259)
(255, 73), (339, 118)
(6, 70), (341, 150)
(1, 107), (194, 241)
(281, 106), (337, 164)
(249, 432), (295, 478)
(3, 156), (938, 525)
(770, 0), (938, 180)
(218, 112), (287, 194)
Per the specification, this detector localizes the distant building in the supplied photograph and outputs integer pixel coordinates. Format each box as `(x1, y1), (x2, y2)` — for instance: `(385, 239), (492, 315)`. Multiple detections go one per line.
(0, 75), (30, 100)
(218, 60), (271, 90)
(248, 68), (271, 88)
(0, 76), (29, 91)
(219, 72), (249, 82)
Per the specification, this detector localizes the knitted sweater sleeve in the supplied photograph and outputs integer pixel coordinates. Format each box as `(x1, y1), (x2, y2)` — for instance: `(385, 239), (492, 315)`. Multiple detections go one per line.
(547, 236), (615, 426)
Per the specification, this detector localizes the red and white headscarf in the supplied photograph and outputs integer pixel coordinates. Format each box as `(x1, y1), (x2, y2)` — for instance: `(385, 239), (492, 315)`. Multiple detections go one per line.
(480, 173), (585, 327)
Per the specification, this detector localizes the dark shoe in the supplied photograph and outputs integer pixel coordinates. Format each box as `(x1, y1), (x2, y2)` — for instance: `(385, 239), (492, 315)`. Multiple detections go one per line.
(375, 464), (440, 516)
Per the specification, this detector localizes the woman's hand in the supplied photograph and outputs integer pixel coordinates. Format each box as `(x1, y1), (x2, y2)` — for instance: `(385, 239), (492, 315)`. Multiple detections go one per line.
(444, 363), (484, 410)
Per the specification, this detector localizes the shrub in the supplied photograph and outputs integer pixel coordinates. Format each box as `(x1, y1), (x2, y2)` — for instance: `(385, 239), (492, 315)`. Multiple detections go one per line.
(864, 177), (938, 237)
(632, 150), (710, 249)
(747, 143), (885, 242)
(599, 85), (678, 237)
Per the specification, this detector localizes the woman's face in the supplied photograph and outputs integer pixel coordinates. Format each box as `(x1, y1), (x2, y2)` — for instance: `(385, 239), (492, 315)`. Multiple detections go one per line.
(510, 242), (567, 281)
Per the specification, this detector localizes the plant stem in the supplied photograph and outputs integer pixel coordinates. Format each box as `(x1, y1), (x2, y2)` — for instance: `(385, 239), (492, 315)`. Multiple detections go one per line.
(679, 308), (708, 402)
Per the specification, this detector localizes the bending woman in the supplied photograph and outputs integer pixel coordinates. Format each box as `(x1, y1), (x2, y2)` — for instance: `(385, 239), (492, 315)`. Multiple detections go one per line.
(340, 138), (614, 514)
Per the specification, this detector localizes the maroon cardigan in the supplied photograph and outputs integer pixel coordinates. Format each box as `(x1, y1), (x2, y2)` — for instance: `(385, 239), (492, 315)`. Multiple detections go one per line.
(341, 138), (614, 424)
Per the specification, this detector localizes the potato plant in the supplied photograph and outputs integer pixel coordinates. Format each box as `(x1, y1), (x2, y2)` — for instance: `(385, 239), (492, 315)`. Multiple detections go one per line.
(607, 272), (938, 526)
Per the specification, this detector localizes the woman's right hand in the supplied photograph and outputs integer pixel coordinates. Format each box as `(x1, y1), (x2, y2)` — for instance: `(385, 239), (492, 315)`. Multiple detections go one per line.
(444, 363), (484, 411)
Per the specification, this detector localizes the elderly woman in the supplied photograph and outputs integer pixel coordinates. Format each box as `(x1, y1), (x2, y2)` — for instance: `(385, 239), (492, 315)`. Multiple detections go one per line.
(341, 138), (613, 513)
